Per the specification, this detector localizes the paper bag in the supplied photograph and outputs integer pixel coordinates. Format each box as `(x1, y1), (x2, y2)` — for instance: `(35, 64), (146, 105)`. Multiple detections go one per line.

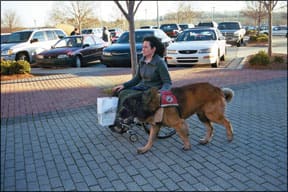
(97, 97), (119, 126)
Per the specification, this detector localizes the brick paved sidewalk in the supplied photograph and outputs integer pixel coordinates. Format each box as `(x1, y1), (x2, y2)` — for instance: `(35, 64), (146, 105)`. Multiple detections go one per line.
(1, 68), (287, 119)
(1, 68), (287, 191)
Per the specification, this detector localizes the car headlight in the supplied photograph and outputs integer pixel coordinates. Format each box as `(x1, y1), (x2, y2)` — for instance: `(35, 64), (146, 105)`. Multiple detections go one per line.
(57, 54), (69, 59)
(198, 48), (212, 53)
(36, 55), (44, 59)
(234, 31), (240, 36)
(167, 50), (178, 54)
(103, 52), (112, 56)
(2, 49), (13, 55)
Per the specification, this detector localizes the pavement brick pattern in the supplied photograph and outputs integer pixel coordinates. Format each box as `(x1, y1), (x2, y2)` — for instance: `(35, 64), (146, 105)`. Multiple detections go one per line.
(1, 68), (287, 191)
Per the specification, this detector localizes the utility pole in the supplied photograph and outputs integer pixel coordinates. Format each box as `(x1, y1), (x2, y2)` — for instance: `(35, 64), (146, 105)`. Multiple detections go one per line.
(156, 0), (159, 28)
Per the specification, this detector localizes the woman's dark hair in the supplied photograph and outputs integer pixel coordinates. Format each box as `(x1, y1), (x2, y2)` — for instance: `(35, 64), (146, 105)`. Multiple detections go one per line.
(143, 36), (165, 57)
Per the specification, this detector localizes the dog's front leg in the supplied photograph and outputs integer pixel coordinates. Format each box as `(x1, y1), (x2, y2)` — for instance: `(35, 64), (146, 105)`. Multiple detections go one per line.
(137, 124), (160, 154)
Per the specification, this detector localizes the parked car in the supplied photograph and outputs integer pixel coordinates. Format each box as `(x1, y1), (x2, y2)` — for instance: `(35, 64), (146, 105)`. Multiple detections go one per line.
(1, 33), (11, 44)
(179, 24), (195, 30)
(35, 34), (106, 68)
(102, 29), (172, 67)
(108, 28), (123, 43)
(159, 23), (182, 40)
(218, 21), (246, 47)
(260, 25), (287, 36)
(81, 28), (102, 38)
(165, 27), (226, 68)
(197, 21), (218, 28)
(1, 28), (67, 63)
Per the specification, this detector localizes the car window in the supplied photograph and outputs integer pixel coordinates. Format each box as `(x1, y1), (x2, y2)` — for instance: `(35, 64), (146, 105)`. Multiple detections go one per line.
(7, 31), (32, 43)
(54, 30), (66, 38)
(55, 37), (83, 48)
(218, 22), (240, 30)
(117, 31), (154, 43)
(32, 31), (46, 41)
(46, 30), (57, 40)
(83, 36), (96, 45)
(1, 34), (10, 43)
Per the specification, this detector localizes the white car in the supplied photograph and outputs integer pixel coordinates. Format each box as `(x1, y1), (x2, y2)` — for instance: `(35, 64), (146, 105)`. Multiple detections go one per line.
(165, 27), (226, 68)
(260, 26), (287, 36)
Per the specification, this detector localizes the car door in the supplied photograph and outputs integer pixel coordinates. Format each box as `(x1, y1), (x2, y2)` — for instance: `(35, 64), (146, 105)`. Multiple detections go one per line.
(215, 29), (226, 56)
(81, 35), (98, 62)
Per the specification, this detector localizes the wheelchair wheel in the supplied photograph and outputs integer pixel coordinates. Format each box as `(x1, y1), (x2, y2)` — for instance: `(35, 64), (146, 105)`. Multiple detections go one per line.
(141, 123), (176, 139)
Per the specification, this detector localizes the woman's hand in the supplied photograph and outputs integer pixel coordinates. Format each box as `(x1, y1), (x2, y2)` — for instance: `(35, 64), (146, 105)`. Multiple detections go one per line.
(112, 85), (124, 93)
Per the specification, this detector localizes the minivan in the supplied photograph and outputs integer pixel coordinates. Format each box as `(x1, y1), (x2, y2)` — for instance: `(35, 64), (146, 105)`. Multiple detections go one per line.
(1, 28), (67, 63)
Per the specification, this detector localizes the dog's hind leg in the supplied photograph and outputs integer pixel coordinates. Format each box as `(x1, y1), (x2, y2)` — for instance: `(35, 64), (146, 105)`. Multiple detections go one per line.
(205, 112), (233, 142)
(197, 112), (214, 145)
(137, 124), (160, 154)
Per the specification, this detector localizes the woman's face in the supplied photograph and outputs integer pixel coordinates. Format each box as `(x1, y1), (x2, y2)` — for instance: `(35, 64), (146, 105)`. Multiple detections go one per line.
(142, 41), (156, 58)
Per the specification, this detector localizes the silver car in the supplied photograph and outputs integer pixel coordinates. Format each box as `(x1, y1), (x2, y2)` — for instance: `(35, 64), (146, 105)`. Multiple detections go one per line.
(1, 28), (67, 63)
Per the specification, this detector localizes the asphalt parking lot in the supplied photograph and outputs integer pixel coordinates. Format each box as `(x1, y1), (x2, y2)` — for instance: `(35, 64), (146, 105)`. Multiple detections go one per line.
(1, 65), (287, 191)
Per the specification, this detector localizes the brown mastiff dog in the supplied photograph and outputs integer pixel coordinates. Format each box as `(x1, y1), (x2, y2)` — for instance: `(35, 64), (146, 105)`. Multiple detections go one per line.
(119, 82), (234, 154)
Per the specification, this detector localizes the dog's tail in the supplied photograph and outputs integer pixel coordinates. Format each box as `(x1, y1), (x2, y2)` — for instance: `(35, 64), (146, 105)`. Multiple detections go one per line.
(221, 88), (234, 103)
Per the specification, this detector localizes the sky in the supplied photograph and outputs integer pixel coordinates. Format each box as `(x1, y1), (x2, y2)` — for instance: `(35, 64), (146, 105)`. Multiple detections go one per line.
(0, 1), (262, 27)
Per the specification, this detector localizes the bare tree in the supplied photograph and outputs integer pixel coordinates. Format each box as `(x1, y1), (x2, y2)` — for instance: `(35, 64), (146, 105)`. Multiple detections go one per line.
(241, 1), (267, 34)
(2, 10), (20, 32)
(114, 0), (142, 76)
(49, 1), (96, 32)
(177, 2), (198, 24)
(263, 0), (278, 57)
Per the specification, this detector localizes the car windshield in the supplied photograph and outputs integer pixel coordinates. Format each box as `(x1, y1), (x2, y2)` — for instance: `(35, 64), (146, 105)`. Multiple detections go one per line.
(117, 31), (154, 43)
(218, 23), (240, 30)
(175, 29), (216, 41)
(54, 36), (83, 48)
(6, 31), (32, 43)
(160, 24), (177, 30)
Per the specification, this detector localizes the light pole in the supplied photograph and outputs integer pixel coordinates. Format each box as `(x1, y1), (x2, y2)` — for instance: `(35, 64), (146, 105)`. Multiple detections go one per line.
(212, 7), (215, 21)
(156, 0), (159, 28)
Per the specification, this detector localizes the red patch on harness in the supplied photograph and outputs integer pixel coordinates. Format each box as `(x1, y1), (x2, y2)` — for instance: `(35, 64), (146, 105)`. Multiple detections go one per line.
(160, 91), (178, 107)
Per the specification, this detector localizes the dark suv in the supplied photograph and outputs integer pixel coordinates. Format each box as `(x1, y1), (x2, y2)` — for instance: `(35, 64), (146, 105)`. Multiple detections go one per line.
(197, 21), (218, 28)
(160, 24), (181, 39)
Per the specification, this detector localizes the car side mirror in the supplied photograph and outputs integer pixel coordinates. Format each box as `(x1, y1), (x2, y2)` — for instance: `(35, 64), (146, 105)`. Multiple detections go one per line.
(30, 38), (39, 43)
(83, 44), (90, 48)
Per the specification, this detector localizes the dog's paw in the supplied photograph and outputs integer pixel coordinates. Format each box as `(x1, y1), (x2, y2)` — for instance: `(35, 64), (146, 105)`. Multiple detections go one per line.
(182, 145), (191, 151)
(137, 147), (148, 154)
(199, 139), (210, 145)
(227, 135), (233, 142)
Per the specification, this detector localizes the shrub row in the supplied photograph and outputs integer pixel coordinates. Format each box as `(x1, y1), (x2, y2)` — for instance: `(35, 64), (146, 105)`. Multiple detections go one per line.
(248, 50), (285, 66)
(1, 59), (31, 75)
(249, 34), (268, 42)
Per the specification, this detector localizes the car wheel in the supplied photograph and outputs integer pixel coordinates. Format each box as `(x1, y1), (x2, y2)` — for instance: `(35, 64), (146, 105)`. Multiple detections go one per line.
(220, 47), (226, 61)
(211, 54), (220, 68)
(16, 52), (29, 62)
(75, 56), (82, 68)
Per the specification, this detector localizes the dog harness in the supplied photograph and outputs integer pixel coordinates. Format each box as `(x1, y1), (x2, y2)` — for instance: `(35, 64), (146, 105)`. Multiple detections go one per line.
(160, 91), (178, 107)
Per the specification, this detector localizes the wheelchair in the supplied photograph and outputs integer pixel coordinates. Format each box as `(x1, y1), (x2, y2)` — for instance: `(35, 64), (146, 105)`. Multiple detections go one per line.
(117, 118), (176, 142)
(111, 90), (176, 142)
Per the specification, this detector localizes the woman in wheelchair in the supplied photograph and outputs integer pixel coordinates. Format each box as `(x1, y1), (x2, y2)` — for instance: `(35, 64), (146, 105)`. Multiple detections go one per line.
(109, 36), (172, 133)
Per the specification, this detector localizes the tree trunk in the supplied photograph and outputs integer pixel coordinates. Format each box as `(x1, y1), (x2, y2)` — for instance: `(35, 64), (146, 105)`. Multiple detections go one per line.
(128, 15), (137, 76)
(268, 7), (272, 57)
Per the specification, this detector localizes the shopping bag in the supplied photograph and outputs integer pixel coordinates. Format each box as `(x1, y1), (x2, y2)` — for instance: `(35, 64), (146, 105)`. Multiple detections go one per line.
(97, 97), (119, 126)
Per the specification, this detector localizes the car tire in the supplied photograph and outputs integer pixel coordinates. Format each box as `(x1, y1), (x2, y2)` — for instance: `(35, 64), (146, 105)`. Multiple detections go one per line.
(16, 52), (29, 62)
(220, 47), (226, 61)
(75, 56), (82, 68)
(211, 54), (220, 68)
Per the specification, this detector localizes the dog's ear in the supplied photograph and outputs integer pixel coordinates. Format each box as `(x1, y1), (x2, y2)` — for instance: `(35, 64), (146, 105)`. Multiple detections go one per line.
(142, 87), (160, 111)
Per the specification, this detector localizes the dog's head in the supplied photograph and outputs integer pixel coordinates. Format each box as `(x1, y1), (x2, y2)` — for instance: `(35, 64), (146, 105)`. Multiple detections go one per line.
(119, 87), (160, 122)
